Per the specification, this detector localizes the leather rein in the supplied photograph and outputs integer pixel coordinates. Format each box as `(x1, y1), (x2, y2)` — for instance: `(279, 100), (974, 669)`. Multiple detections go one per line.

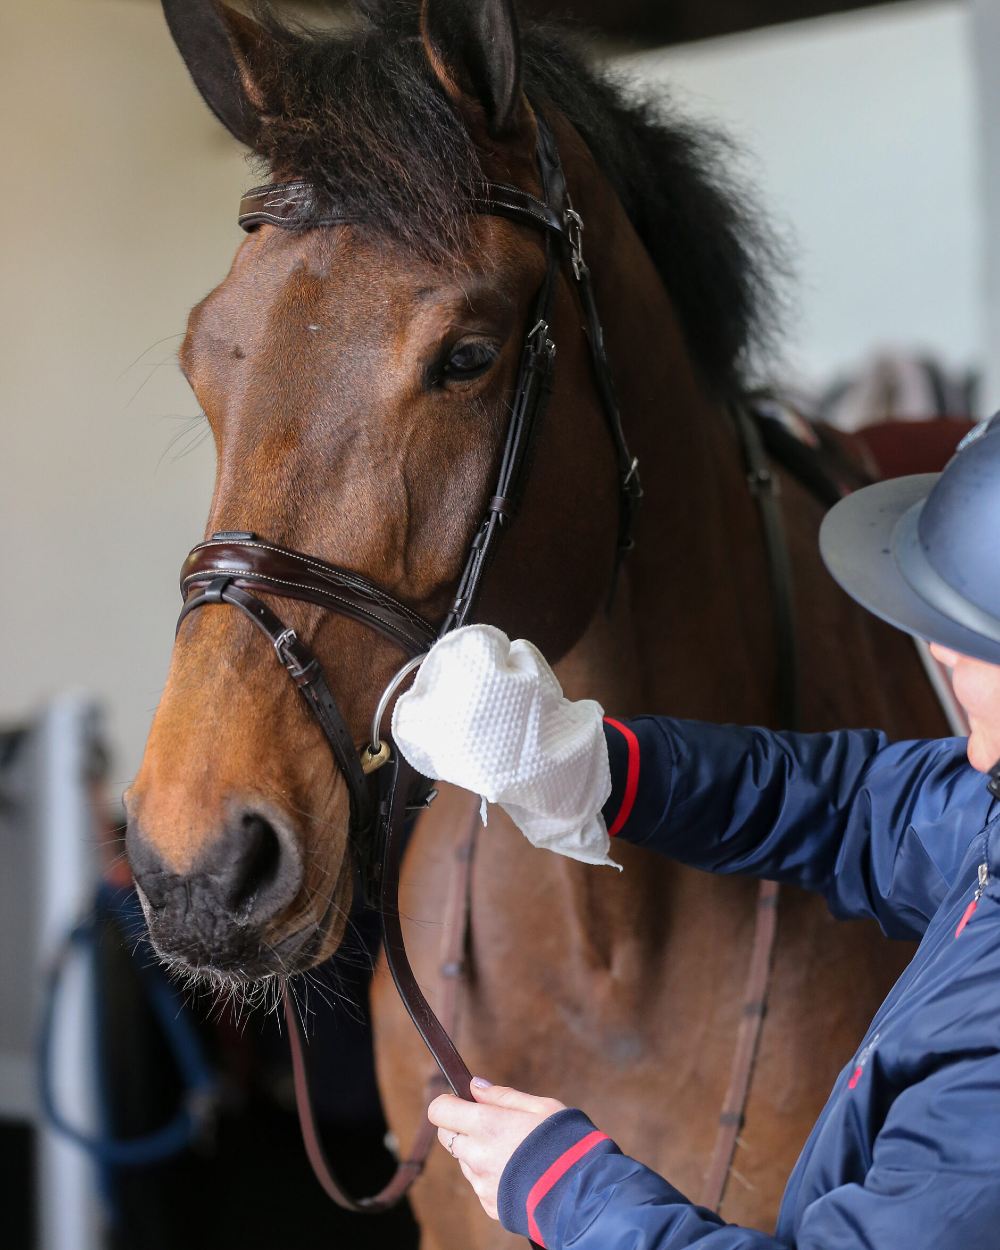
(174, 114), (640, 1219)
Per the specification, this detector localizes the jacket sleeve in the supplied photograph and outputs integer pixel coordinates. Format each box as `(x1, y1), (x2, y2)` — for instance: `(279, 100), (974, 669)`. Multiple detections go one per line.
(499, 1041), (1000, 1250)
(498, 1108), (786, 1249)
(601, 717), (986, 939)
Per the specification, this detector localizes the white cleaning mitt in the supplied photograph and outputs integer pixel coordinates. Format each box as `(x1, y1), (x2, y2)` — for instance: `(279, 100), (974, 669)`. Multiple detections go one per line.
(391, 625), (619, 869)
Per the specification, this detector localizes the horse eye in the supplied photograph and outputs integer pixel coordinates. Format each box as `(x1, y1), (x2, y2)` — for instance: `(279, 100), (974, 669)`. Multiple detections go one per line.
(440, 339), (498, 383)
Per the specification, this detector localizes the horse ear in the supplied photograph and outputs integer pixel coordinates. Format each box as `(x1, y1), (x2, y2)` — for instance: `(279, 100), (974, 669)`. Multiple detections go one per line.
(420, 0), (528, 140)
(160, 0), (271, 147)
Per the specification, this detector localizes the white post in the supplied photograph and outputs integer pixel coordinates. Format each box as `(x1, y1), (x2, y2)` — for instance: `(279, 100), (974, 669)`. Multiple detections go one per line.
(34, 695), (103, 1250)
(971, 0), (1000, 409)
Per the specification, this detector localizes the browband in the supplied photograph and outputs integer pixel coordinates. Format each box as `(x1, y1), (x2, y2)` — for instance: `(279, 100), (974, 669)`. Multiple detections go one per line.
(238, 179), (567, 238)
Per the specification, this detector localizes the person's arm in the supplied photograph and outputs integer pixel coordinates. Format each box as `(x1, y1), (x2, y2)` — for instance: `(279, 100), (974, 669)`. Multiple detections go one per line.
(498, 1045), (1000, 1249)
(499, 1107), (785, 1248)
(602, 717), (986, 938)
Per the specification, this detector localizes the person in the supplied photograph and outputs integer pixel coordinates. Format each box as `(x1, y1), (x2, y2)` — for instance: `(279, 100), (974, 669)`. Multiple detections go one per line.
(390, 415), (1000, 1248)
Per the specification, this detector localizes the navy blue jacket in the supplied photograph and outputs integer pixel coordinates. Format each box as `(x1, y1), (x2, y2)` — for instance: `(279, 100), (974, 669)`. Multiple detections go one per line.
(497, 717), (1000, 1248)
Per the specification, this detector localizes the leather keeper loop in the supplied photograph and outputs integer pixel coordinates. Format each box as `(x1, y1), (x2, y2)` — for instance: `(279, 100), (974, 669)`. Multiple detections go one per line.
(488, 495), (516, 521)
(204, 575), (231, 604)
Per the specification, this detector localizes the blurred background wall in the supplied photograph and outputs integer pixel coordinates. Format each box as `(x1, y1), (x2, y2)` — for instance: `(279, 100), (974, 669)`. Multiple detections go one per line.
(623, 1), (981, 385)
(0, 0), (986, 790)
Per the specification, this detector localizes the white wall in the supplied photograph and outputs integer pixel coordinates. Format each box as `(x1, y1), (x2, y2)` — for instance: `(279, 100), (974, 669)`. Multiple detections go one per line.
(0, 0), (984, 786)
(619, 0), (982, 390)
(970, 0), (1000, 405)
(2, 0), (244, 790)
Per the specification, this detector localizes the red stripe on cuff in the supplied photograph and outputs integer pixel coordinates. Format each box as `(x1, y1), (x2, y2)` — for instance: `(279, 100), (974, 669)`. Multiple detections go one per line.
(603, 717), (640, 837)
(526, 1130), (609, 1246)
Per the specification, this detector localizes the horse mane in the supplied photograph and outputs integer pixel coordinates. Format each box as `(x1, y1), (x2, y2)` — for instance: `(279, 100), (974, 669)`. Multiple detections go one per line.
(246, 2), (784, 399)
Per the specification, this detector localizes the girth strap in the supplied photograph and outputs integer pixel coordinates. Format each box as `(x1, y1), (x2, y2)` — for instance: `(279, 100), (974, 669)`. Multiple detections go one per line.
(699, 403), (804, 1212)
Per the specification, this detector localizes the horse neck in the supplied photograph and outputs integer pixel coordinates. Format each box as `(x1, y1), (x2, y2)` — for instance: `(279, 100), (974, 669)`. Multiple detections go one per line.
(552, 147), (775, 728)
(528, 141), (782, 956)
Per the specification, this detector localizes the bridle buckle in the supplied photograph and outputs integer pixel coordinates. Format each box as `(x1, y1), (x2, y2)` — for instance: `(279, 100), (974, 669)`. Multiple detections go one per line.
(274, 627), (301, 669)
(564, 207), (585, 280)
(527, 319), (556, 361)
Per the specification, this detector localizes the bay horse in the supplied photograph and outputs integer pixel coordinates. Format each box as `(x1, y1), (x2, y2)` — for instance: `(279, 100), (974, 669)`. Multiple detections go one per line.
(127, 0), (948, 1243)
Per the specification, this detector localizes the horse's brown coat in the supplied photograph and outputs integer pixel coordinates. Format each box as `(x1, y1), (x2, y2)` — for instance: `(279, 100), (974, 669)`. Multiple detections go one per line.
(130, 16), (947, 1246)
(368, 116), (945, 1241)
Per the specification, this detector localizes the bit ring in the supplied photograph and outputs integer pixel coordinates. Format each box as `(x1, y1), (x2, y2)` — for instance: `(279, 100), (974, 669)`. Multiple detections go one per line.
(368, 653), (428, 754)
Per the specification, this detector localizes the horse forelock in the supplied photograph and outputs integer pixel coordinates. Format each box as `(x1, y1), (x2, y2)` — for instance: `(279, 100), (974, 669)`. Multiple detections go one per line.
(240, 2), (784, 399)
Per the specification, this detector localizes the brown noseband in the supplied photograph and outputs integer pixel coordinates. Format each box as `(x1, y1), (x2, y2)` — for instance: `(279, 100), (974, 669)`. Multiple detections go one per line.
(177, 534), (437, 864)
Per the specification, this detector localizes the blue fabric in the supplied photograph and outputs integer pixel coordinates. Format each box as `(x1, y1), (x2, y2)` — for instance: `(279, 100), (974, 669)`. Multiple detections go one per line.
(498, 1108), (617, 1232)
(498, 719), (1000, 1249)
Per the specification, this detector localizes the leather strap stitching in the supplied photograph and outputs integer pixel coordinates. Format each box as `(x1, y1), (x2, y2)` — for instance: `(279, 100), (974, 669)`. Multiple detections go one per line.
(183, 568), (428, 653)
(184, 539), (435, 632)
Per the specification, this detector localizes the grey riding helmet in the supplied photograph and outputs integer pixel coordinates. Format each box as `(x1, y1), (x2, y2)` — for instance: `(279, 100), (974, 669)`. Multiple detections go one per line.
(819, 414), (1000, 665)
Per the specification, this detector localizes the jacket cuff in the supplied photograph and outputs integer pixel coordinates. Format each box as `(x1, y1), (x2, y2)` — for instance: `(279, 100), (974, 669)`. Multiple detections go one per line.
(498, 1108), (616, 1245)
(602, 716), (642, 838)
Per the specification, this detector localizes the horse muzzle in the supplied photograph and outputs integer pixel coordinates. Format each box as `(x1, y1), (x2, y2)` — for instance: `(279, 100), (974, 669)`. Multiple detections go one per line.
(125, 804), (309, 976)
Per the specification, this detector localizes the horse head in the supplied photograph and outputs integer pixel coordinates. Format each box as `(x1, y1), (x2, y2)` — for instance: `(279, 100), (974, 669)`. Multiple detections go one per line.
(126, 0), (635, 983)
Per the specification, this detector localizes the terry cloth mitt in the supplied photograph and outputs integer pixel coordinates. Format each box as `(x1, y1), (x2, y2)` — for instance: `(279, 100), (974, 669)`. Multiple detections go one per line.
(391, 625), (619, 869)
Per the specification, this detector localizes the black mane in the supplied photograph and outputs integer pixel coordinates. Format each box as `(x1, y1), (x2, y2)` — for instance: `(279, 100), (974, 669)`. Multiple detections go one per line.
(248, 3), (783, 398)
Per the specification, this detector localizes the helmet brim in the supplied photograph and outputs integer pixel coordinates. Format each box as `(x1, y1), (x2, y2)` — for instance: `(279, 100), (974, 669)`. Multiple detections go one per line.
(820, 474), (1000, 666)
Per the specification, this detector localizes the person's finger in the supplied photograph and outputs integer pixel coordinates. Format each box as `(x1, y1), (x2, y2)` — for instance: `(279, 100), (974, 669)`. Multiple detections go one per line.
(427, 1093), (488, 1133)
(437, 1126), (460, 1156)
(437, 1126), (492, 1173)
(469, 1079), (564, 1118)
(460, 1161), (500, 1218)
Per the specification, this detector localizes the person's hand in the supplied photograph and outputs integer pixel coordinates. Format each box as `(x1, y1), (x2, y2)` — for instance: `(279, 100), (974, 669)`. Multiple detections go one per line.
(392, 625), (618, 869)
(427, 1078), (566, 1219)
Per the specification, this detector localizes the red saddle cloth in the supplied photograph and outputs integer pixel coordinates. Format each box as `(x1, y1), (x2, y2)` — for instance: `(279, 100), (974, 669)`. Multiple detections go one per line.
(841, 416), (974, 479)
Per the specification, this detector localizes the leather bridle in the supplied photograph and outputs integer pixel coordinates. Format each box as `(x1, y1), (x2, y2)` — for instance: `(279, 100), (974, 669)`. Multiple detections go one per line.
(174, 112), (640, 1215)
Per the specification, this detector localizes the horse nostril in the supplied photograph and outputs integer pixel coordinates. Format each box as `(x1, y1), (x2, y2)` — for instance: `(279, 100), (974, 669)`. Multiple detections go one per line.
(126, 806), (304, 969)
(226, 812), (284, 916)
